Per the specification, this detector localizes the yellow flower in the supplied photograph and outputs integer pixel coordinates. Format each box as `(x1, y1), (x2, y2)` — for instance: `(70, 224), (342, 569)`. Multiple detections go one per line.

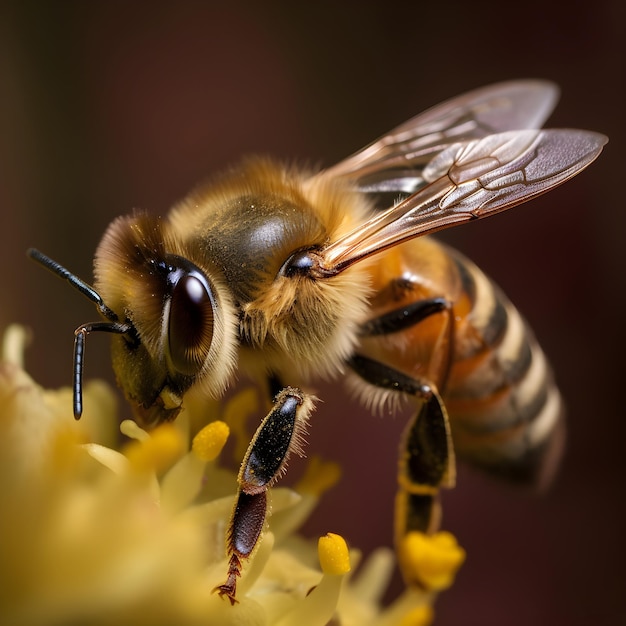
(0, 324), (463, 625)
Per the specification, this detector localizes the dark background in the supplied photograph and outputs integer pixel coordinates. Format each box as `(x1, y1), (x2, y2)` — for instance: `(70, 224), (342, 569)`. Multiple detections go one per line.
(1, 2), (624, 624)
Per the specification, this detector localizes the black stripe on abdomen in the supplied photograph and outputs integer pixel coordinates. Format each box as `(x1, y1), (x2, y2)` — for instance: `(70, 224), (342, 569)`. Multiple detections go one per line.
(445, 256), (565, 486)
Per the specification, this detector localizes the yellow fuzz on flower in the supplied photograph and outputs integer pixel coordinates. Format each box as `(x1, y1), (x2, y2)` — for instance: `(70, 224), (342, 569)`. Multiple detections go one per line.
(398, 531), (466, 591)
(0, 326), (465, 625)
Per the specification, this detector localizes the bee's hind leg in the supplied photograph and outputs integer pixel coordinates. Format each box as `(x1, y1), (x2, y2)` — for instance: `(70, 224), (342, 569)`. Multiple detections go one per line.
(348, 354), (456, 589)
(348, 355), (454, 521)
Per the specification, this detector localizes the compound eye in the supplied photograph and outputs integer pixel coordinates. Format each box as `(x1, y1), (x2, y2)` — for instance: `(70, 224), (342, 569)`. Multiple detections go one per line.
(168, 274), (215, 376)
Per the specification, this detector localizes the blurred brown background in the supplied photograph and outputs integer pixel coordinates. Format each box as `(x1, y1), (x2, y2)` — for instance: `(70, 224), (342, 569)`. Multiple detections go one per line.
(1, 1), (624, 624)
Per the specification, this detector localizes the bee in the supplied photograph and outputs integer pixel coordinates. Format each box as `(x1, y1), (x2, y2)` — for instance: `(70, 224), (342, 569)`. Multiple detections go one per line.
(29, 80), (606, 603)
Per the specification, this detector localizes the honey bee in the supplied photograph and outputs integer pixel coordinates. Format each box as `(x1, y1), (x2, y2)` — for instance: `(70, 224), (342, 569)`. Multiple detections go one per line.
(29, 80), (606, 603)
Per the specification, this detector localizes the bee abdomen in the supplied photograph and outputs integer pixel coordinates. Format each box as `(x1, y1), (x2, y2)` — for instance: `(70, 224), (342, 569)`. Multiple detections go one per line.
(444, 255), (565, 487)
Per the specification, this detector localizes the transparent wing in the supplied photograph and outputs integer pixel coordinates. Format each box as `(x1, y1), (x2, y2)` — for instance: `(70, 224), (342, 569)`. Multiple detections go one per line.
(324, 80), (560, 198)
(318, 129), (607, 275)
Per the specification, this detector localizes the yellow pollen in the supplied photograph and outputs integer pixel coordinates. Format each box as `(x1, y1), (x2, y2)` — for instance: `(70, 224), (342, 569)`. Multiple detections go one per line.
(124, 423), (185, 474)
(192, 420), (230, 461)
(318, 532), (351, 576)
(159, 386), (182, 411)
(399, 531), (466, 591)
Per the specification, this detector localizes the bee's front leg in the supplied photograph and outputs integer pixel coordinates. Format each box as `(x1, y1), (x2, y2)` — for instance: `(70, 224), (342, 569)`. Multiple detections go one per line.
(213, 387), (313, 604)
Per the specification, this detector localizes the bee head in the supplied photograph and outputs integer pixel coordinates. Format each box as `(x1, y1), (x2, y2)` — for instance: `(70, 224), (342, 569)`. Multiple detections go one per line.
(94, 213), (238, 427)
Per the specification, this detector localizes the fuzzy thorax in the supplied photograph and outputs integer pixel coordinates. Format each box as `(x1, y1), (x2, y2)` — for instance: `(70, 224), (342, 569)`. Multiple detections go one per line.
(238, 261), (372, 381)
(168, 157), (375, 383)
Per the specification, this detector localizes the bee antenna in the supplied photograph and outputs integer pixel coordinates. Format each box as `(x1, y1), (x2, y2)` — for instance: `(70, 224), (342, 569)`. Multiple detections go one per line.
(73, 321), (132, 419)
(27, 248), (118, 322)
(27, 248), (134, 419)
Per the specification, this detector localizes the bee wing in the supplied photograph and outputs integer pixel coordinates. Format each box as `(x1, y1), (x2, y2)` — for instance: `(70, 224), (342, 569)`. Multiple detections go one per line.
(320, 129), (607, 274)
(324, 80), (560, 197)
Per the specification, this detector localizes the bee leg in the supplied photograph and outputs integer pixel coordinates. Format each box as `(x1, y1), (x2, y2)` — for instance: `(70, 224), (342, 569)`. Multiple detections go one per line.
(348, 354), (455, 587)
(213, 490), (267, 605)
(360, 295), (454, 387)
(359, 296), (450, 337)
(213, 387), (313, 605)
(394, 385), (454, 532)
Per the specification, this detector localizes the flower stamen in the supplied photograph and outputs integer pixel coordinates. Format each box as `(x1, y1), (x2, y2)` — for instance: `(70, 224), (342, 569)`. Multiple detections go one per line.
(124, 423), (185, 474)
(192, 420), (230, 462)
(398, 530), (466, 591)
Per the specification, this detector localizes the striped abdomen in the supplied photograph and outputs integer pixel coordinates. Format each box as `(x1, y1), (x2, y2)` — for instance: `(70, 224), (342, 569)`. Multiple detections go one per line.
(444, 248), (565, 486)
(361, 236), (565, 487)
